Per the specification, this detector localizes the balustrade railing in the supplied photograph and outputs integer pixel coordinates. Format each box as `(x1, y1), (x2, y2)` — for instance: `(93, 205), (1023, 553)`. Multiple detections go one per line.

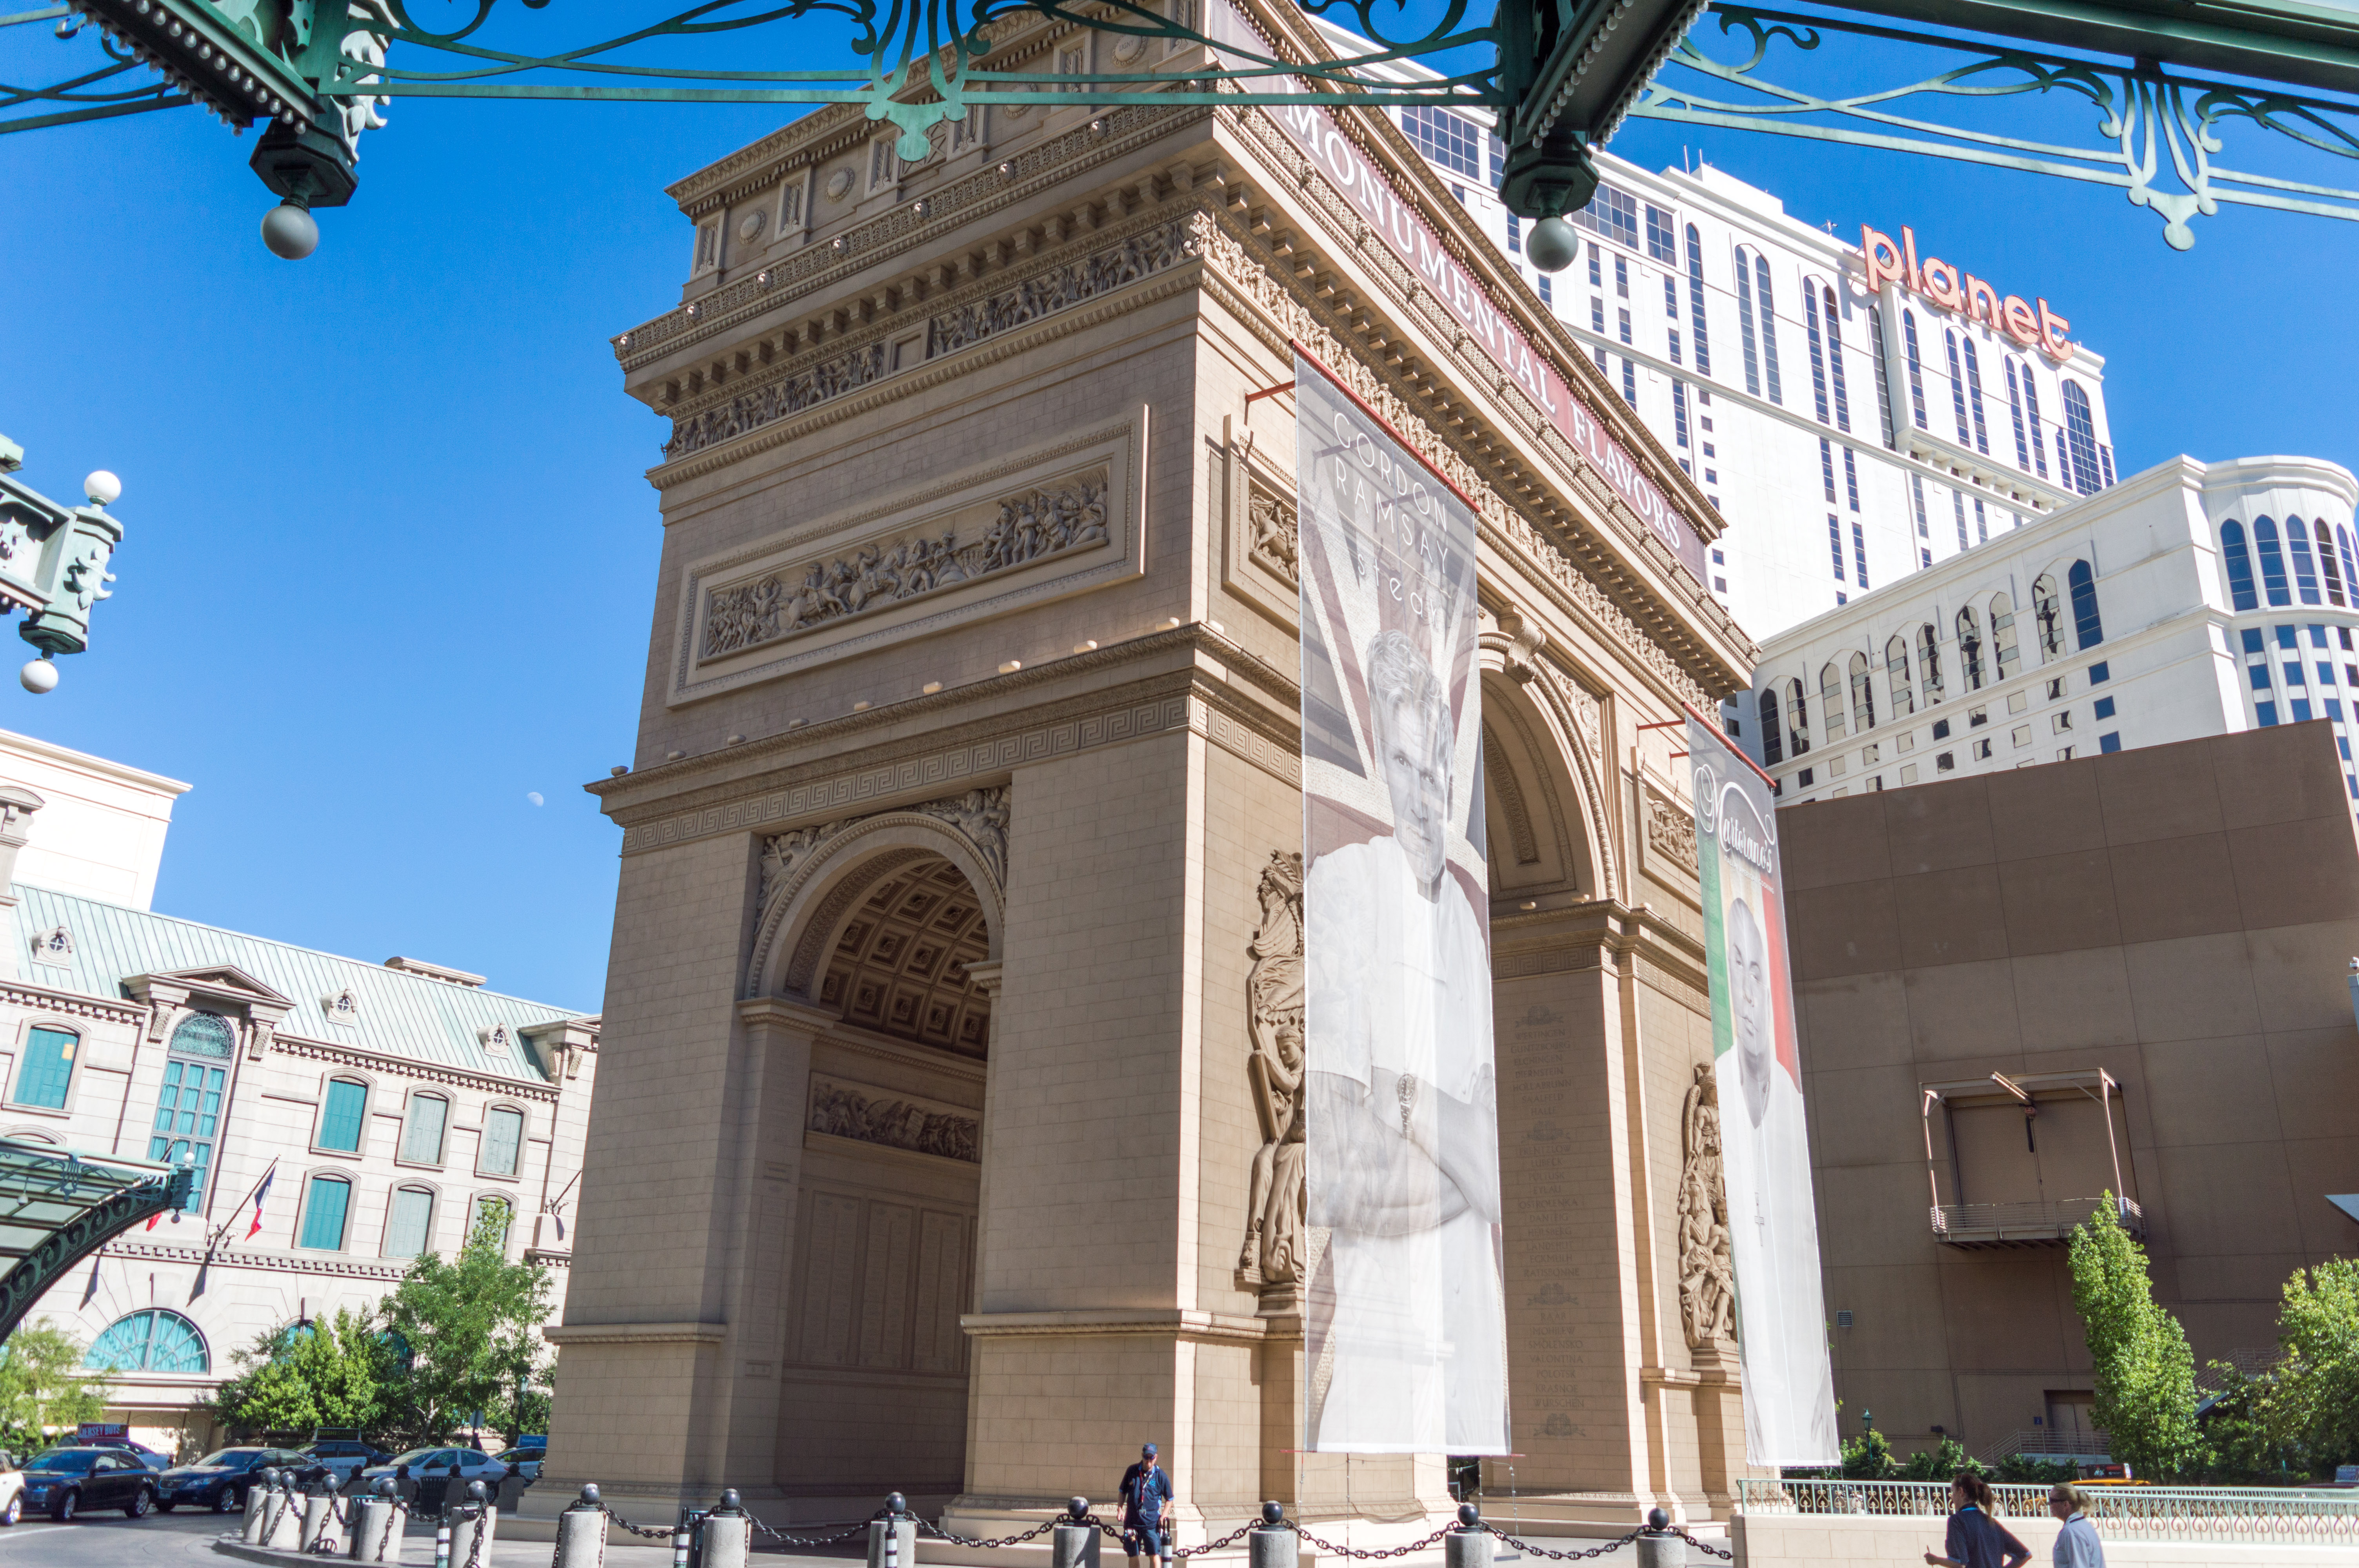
(1735, 1480), (2359, 1545)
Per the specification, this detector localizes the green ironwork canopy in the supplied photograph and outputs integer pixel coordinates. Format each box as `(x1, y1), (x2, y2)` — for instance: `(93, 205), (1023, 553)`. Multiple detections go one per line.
(0, 1141), (192, 1346)
(5, 0), (2359, 249)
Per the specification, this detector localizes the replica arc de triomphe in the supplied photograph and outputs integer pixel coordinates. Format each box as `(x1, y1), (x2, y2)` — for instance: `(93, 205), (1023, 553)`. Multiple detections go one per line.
(544, 0), (1765, 1541)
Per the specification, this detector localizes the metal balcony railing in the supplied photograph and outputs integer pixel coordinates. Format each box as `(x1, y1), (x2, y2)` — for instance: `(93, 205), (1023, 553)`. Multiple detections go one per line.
(1928, 1196), (2145, 1249)
(1735, 1481), (2359, 1544)
(1974, 1429), (2112, 1463)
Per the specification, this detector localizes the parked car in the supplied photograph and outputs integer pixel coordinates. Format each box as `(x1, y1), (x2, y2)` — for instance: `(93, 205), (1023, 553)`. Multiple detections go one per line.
(358, 1447), (507, 1511)
(0, 1454), (23, 1526)
(73, 1436), (172, 1472)
(491, 1446), (544, 1481)
(17, 1447), (158, 1521)
(290, 1439), (393, 1488)
(154, 1447), (308, 1514)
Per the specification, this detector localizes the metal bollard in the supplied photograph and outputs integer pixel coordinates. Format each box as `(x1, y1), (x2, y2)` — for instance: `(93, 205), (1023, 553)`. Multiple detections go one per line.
(303, 1489), (339, 1554)
(696, 1489), (751, 1568)
(867, 1493), (916, 1568)
(1249, 1502), (1293, 1568)
(352, 1481), (407, 1564)
(1052, 1496), (1101, 1568)
(267, 1476), (307, 1550)
(448, 1481), (498, 1568)
(244, 1471), (275, 1545)
(1634, 1508), (1684, 1568)
(557, 1486), (609, 1568)
(434, 1514), (453, 1568)
(1159, 1528), (1176, 1568)
(1445, 1504), (1494, 1568)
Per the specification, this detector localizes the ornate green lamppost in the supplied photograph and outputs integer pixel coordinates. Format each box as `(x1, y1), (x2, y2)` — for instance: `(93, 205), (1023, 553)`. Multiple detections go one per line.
(0, 435), (123, 694)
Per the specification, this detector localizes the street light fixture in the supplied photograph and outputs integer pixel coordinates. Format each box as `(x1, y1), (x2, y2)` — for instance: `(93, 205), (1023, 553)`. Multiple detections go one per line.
(0, 436), (124, 694)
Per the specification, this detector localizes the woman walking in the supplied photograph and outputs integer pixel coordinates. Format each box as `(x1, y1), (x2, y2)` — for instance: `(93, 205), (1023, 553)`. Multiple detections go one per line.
(2048, 1483), (2106, 1567)
(1923, 1471), (2031, 1568)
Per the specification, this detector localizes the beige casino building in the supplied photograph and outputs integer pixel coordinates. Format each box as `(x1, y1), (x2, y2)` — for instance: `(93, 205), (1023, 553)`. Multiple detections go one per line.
(547, 0), (1779, 1538)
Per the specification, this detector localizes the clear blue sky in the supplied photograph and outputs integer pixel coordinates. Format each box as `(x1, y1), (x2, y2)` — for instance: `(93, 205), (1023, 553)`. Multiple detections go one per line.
(2, 14), (2351, 1010)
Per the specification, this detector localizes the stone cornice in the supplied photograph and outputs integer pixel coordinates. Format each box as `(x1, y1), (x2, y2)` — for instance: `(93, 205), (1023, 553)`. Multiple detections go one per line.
(544, 1320), (728, 1346)
(271, 1033), (560, 1103)
(959, 1308), (1269, 1345)
(96, 1238), (411, 1282)
(1489, 896), (1709, 987)
(0, 978), (145, 1025)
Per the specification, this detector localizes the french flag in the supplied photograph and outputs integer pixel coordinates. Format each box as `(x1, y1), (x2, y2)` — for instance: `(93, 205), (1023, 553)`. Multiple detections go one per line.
(245, 1161), (277, 1241)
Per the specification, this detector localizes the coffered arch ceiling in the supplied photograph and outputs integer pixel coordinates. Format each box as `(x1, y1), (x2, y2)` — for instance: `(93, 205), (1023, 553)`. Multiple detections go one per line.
(816, 856), (992, 1058)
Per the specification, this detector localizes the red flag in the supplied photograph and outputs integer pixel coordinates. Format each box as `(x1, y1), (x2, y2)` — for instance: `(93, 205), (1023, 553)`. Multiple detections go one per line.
(245, 1161), (276, 1240)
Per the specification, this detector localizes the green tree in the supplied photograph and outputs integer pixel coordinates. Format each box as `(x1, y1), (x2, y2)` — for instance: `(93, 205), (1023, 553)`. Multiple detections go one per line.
(0, 1324), (107, 1451)
(2268, 1256), (2359, 1477)
(380, 1205), (553, 1443)
(210, 1308), (391, 1438)
(1839, 1423), (1898, 1479)
(2069, 1194), (2207, 1480)
(1898, 1436), (1985, 1483)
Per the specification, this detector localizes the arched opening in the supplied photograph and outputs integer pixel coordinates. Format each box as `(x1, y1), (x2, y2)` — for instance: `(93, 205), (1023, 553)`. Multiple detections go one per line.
(814, 858), (993, 1056)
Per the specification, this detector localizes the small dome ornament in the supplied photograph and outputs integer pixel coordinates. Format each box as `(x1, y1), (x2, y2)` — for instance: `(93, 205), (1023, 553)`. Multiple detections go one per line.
(18, 658), (57, 694)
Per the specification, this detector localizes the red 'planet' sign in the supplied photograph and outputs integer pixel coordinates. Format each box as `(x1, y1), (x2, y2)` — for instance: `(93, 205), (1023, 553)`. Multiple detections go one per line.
(1859, 225), (2076, 365)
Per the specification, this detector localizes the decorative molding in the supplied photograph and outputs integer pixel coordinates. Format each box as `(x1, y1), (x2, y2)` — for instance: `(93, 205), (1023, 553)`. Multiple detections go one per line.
(1676, 1063), (1737, 1350)
(758, 819), (854, 911)
(957, 1308), (1269, 1345)
(1245, 484), (1298, 586)
(543, 1320), (727, 1347)
(28, 926), (71, 967)
(270, 1034), (560, 1102)
(95, 1239), (411, 1282)
(1643, 786), (1700, 877)
(807, 1076), (979, 1163)
(927, 218), (1198, 360)
(0, 981), (144, 1026)
(909, 787), (1010, 890)
(1235, 850), (1305, 1292)
(321, 989), (361, 1028)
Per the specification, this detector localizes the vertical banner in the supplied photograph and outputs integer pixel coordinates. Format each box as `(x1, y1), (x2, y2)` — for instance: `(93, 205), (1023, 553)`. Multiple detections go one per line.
(1687, 711), (1839, 1466)
(1297, 349), (1508, 1455)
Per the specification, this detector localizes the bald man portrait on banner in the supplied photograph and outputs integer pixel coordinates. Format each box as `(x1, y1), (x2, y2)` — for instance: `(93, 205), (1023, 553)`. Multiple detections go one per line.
(1304, 626), (1508, 1455)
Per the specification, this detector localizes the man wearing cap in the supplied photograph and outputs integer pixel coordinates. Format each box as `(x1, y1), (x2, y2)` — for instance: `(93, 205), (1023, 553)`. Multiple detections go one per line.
(1118, 1443), (1174, 1568)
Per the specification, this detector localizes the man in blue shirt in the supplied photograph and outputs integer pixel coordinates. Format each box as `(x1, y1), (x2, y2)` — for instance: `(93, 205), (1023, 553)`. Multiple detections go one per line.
(1118, 1443), (1174, 1568)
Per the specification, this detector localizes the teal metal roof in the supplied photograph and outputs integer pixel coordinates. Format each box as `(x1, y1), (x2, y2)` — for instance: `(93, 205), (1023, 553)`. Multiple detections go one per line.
(13, 886), (585, 1086)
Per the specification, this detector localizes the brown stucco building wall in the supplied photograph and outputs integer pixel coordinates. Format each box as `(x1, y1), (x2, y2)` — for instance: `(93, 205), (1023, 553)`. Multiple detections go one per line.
(1778, 722), (2359, 1460)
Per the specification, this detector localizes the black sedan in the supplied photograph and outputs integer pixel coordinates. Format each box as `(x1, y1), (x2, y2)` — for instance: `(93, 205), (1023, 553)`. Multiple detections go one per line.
(154, 1446), (307, 1514)
(16, 1447), (158, 1521)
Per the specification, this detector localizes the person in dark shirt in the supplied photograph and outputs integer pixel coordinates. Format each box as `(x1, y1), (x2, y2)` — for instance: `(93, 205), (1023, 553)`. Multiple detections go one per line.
(1118, 1443), (1175, 1568)
(1924, 1471), (2030, 1568)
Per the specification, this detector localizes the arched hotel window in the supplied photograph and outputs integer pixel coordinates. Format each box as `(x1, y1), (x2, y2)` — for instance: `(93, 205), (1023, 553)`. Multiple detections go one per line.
(86, 1309), (208, 1374)
(2219, 523), (2258, 611)
(1759, 689), (1783, 765)
(1803, 281), (1833, 427)
(1943, 330), (1974, 449)
(315, 1076), (368, 1154)
(1683, 225), (1712, 378)
(1868, 306), (1897, 449)
(1784, 677), (1810, 756)
(1849, 651), (1876, 732)
(1823, 287), (1852, 432)
(1918, 623), (1945, 702)
(151, 1014), (231, 1215)
(2314, 520), (2346, 606)
(1901, 311), (1930, 430)
(479, 1106), (525, 1178)
(2033, 573), (2068, 653)
(382, 1185), (435, 1259)
(11, 1024), (77, 1111)
(1734, 247), (1765, 398)
(2019, 365), (2051, 478)
(2288, 522), (2325, 605)
(170, 1012), (236, 1058)
(2255, 518), (2293, 606)
(298, 1172), (353, 1252)
(469, 1194), (513, 1253)
(1992, 593), (2021, 682)
(1886, 636), (1916, 716)
(1962, 337), (1991, 455)
(2062, 381), (2103, 495)
(2338, 525), (2359, 605)
(1957, 605), (1986, 690)
(2069, 561), (2104, 648)
(1819, 662), (1846, 740)
(1752, 254), (1784, 405)
(399, 1092), (449, 1166)
(2005, 360), (2032, 470)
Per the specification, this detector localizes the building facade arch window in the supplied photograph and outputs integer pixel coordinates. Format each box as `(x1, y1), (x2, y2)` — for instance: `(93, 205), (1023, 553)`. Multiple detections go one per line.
(1823, 286), (1851, 432)
(1886, 635), (1916, 715)
(1759, 688), (1783, 764)
(1683, 225), (1712, 377)
(2005, 359), (2032, 470)
(468, 1192), (514, 1253)
(2219, 524), (2259, 612)
(168, 1011), (236, 1059)
(1803, 277), (1834, 427)
(1784, 677), (1811, 755)
(2062, 380), (2104, 495)
(314, 1075), (370, 1156)
(2338, 526), (2359, 603)
(9, 1020), (79, 1112)
(1918, 622), (1945, 702)
(1819, 662), (1847, 739)
(152, 1018), (231, 1211)
(297, 1171), (354, 1252)
(1901, 310), (1930, 430)
(478, 1104), (526, 1178)
(2314, 519), (2346, 606)
(1848, 651), (1876, 732)
(2, 1128), (56, 1144)
(1957, 605), (1986, 690)
(1868, 305), (1897, 448)
(2288, 521), (2325, 605)
(1943, 329), (1972, 448)
(2032, 573), (2067, 654)
(1733, 246), (1783, 403)
(2255, 517), (2293, 606)
(382, 1183), (437, 1259)
(1961, 335), (1990, 455)
(1991, 593), (2021, 682)
(86, 1309), (208, 1374)
(2068, 560), (2104, 648)
(398, 1091), (451, 1167)
(2020, 365), (2050, 477)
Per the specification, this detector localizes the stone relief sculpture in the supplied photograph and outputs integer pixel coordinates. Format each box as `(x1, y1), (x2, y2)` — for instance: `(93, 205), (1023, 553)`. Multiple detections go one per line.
(1236, 850), (1307, 1291)
(1677, 1062), (1737, 1348)
(1246, 487), (1299, 584)
(1645, 788), (1700, 876)
(808, 1078), (980, 1163)
(759, 818), (853, 909)
(756, 786), (1009, 915)
(701, 475), (1109, 659)
(927, 217), (1196, 359)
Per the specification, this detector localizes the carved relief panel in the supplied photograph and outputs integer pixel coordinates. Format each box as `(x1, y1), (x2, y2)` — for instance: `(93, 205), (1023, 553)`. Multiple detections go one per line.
(1235, 850), (1306, 1292)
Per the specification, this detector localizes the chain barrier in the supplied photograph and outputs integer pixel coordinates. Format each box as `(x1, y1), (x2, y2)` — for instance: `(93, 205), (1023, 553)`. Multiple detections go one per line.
(1287, 1524), (1459, 1561)
(747, 1514), (877, 1547)
(918, 1513), (1066, 1548)
(1482, 1527), (1643, 1562)
(1666, 1529), (1732, 1561)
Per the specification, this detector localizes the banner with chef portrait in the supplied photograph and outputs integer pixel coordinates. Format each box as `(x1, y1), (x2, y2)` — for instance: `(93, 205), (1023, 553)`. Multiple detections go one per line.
(1686, 708), (1839, 1466)
(1295, 348), (1508, 1455)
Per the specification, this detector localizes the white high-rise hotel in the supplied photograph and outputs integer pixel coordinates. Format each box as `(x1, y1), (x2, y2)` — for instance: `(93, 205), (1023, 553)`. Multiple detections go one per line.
(1337, 25), (2121, 643)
